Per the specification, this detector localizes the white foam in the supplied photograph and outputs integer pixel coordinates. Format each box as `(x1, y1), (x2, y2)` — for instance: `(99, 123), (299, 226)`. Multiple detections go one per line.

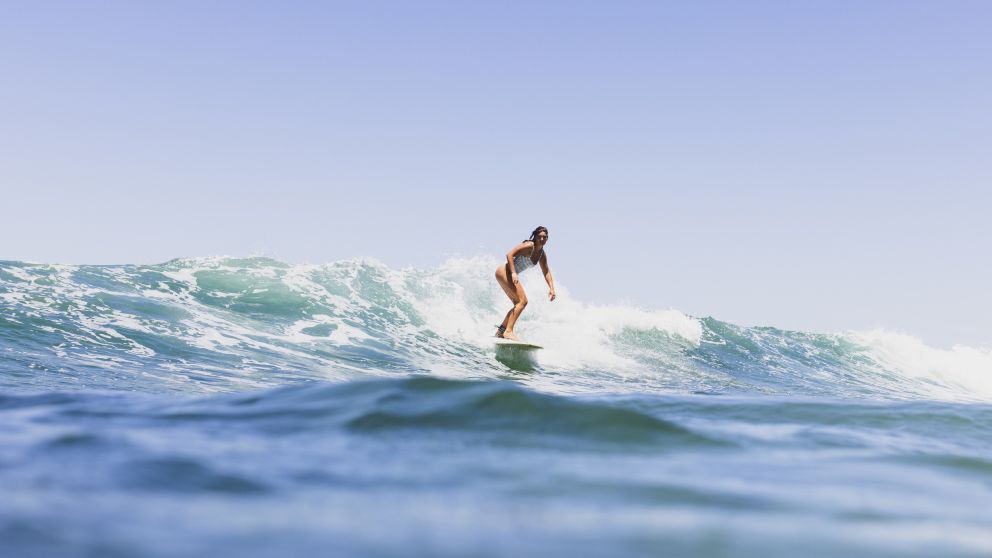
(512, 283), (700, 371)
(160, 269), (199, 286)
(282, 264), (357, 310)
(76, 312), (157, 357)
(846, 329), (992, 401)
(329, 323), (373, 344)
(381, 256), (702, 375)
(3, 266), (36, 282)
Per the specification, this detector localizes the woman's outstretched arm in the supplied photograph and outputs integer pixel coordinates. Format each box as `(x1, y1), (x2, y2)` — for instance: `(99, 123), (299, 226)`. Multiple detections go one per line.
(539, 253), (556, 301)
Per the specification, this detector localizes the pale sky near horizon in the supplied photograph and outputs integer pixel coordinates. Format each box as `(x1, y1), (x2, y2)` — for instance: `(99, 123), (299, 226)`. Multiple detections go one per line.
(2, 1), (990, 348)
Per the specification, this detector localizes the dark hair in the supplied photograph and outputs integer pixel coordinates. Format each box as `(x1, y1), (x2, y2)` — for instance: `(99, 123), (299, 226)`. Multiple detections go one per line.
(524, 226), (549, 243)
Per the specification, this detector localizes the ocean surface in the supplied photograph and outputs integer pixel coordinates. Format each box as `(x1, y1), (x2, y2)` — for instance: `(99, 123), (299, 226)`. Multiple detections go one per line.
(2, 256), (990, 557)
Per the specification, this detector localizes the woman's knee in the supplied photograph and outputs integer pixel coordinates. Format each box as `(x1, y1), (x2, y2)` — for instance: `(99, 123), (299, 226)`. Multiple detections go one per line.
(516, 298), (528, 309)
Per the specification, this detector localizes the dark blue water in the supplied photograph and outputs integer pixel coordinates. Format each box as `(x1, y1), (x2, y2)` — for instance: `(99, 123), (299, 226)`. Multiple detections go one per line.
(2, 257), (991, 557)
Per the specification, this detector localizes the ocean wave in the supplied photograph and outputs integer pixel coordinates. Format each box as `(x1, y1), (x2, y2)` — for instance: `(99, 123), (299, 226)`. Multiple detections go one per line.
(1, 256), (989, 401)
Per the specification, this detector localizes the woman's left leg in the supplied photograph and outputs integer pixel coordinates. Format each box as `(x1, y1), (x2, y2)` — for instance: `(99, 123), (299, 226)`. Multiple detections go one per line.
(495, 265), (524, 338)
(501, 280), (528, 340)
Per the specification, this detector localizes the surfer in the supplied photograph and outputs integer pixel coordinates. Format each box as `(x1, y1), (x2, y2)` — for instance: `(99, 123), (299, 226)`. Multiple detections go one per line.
(494, 226), (556, 340)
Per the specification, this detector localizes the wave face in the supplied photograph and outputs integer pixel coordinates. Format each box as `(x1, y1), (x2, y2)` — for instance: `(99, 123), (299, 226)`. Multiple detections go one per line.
(1, 256), (989, 400)
(2, 257), (992, 558)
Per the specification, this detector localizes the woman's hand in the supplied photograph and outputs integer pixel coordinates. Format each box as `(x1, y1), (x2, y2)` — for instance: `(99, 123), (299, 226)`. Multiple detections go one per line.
(548, 289), (556, 302)
(511, 273), (520, 284)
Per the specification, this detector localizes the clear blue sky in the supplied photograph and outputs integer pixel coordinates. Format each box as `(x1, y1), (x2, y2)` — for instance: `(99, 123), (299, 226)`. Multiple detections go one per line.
(2, 1), (990, 347)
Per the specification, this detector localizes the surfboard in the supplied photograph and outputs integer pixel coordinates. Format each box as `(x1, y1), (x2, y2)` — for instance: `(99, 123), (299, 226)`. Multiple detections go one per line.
(494, 339), (543, 350)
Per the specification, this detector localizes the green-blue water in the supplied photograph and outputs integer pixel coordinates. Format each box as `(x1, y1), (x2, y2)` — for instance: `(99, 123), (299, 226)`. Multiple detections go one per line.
(2, 257), (990, 557)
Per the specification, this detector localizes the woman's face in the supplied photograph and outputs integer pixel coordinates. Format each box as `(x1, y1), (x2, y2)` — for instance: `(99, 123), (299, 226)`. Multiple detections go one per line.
(534, 231), (549, 247)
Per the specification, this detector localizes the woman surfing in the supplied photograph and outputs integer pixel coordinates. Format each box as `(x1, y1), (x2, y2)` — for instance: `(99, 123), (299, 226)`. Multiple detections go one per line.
(494, 226), (556, 340)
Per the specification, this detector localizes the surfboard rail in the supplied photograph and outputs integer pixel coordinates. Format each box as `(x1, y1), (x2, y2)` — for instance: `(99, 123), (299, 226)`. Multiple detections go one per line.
(494, 339), (543, 350)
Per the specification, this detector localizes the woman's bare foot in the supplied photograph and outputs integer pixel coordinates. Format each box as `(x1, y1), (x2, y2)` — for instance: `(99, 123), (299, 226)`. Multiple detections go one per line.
(502, 330), (520, 341)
